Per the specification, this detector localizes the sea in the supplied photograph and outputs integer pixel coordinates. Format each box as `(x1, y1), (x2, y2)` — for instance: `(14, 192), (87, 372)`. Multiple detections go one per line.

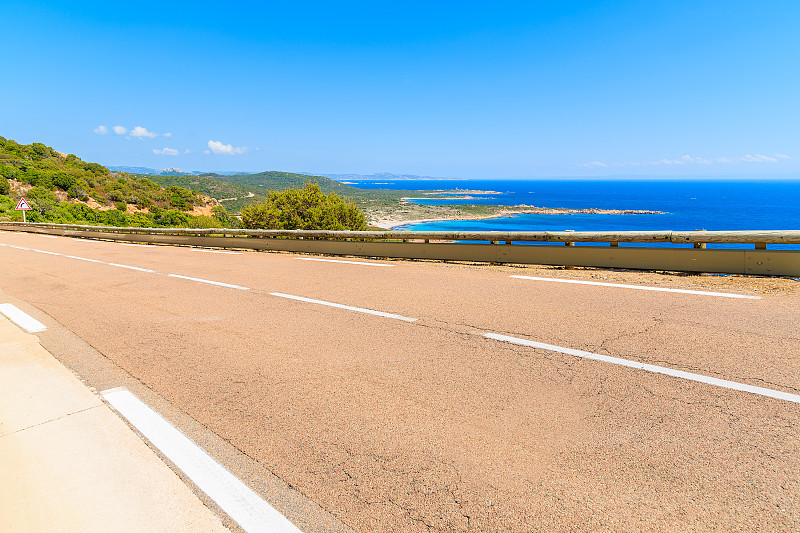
(339, 178), (800, 249)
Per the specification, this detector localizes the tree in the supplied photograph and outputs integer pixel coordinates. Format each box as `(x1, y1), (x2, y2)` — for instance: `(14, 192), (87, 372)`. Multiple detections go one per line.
(240, 182), (367, 231)
(0, 176), (9, 195)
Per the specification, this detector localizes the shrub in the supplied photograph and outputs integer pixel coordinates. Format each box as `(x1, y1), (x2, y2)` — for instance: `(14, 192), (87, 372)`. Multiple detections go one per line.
(67, 186), (86, 199)
(52, 172), (77, 191)
(188, 215), (224, 229)
(240, 182), (367, 231)
(0, 176), (9, 196)
(0, 164), (17, 180)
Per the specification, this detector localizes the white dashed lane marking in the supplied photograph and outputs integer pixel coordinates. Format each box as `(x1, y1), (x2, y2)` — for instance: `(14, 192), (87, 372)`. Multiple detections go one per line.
(108, 263), (156, 273)
(509, 275), (761, 299)
(167, 274), (250, 290)
(484, 333), (800, 404)
(270, 292), (417, 322)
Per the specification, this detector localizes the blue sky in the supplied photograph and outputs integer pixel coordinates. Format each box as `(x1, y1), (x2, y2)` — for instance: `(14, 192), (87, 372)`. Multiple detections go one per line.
(3, 1), (798, 178)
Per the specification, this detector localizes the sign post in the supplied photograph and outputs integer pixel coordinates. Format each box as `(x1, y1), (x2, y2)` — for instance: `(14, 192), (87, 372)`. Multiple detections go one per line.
(15, 197), (31, 223)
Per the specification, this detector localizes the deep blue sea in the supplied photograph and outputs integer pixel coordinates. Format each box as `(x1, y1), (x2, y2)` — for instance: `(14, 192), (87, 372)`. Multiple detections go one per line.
(341, 179), (800, 249)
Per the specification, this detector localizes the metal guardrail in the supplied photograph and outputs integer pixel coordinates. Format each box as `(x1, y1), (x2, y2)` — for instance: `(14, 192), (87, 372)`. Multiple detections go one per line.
(1, 222), (799, 276)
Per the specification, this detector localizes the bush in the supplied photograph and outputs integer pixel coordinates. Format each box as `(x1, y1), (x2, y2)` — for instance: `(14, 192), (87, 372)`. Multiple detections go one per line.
(0, 176), (9, 195)
(67, 186), (86, 199)
(240, 182), (367, 231)
(0, 164), (17, 180)
(187, 215), (224, 229)
(52, 172), (77, 191)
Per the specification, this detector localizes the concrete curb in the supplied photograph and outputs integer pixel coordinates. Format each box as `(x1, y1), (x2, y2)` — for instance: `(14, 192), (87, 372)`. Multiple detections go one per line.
(0, 312), (230, 532)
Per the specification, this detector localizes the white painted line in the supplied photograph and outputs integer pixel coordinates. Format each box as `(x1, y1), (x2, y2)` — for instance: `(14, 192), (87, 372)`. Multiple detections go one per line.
(38, 235), (59, 239)
(108, 262), (156, 273)
(119, 243), (152, 248)
(101, 388), (301, 533)
(509, 275), (760, 299)
(270, 292), (417, 322)
(63, 255), (104, 263)
(189, 249), (243, 255)
(296, 257), (393, 267)
(0, 303), (47, 333)
(484, 333), (800, 404)
(168, 274), (250, 290)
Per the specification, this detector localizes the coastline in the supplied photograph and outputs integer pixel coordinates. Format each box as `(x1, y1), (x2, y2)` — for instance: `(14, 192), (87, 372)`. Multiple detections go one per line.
(370, 206), (664, 230)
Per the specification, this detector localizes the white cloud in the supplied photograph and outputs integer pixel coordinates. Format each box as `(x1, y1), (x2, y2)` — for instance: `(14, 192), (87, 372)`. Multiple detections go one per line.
(93, 125), (109, 135)
(207, 140), (248, 155)
(163, 132), (172, 138)
(112, 125), (127, 135)
(153, 147), (179, 156)
(130, 126), (158, 139)
(582, 153), (791, 168)
(184, 149), (191, 154)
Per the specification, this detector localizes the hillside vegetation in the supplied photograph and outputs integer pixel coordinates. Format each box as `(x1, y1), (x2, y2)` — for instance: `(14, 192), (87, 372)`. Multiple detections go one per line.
(0, 137), (229, 227)
(146, 174), (267, 214)
(212, 171), (419, 210)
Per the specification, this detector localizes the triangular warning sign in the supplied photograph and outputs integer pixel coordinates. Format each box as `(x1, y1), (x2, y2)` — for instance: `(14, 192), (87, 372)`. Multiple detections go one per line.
(15, 197), (32, 210)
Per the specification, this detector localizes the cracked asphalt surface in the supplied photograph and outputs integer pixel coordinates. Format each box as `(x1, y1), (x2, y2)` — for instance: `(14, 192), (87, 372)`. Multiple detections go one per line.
(1, 231), (798, 531)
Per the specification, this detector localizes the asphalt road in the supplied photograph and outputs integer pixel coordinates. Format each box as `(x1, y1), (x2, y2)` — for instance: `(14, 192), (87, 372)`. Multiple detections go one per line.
(1, 231), (798, 532)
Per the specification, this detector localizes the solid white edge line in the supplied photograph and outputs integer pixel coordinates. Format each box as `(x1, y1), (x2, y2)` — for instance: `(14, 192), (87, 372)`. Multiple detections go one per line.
(0, 303), (47, 333)
(296, 257), (393, 267)
(189, 249), (243, 255)
(484, 333), (800, 404)
(509, 275), (761, 299)
(270, 292), (417, 322)
(119, 243), (152, 248)
(168, 274), (250, 290)
(101, 388), (301, 533)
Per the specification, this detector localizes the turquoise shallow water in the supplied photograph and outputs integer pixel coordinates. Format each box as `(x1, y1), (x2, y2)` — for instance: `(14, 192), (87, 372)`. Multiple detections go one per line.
(344, 178), (800, 249)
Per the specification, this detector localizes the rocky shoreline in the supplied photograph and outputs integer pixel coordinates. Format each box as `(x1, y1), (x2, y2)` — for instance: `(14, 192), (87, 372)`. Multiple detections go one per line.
(369, 204), (664, 229)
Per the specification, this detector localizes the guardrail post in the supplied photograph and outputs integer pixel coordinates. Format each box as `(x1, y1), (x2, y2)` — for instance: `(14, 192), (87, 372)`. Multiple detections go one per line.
(610, 242), (619, 247)
(694, 243), (706, 249)
(755, 243), (767, 249)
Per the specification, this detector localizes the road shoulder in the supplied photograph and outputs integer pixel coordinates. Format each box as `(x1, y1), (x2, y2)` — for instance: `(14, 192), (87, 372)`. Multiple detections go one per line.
(0, 312), (230, 532)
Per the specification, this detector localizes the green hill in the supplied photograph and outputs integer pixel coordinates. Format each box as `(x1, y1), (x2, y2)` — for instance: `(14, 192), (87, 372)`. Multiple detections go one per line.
(208, 171), (418, 211)
(145, 174), (267, 214)
(0, 137), (228, 227)
(210, 171), (358, 195)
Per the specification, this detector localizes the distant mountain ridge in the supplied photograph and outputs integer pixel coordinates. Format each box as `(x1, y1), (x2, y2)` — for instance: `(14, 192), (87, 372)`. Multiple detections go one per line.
(318, 172), (446, 181)
(109, 167), (446, 181)
(108, 166), (250, 176)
